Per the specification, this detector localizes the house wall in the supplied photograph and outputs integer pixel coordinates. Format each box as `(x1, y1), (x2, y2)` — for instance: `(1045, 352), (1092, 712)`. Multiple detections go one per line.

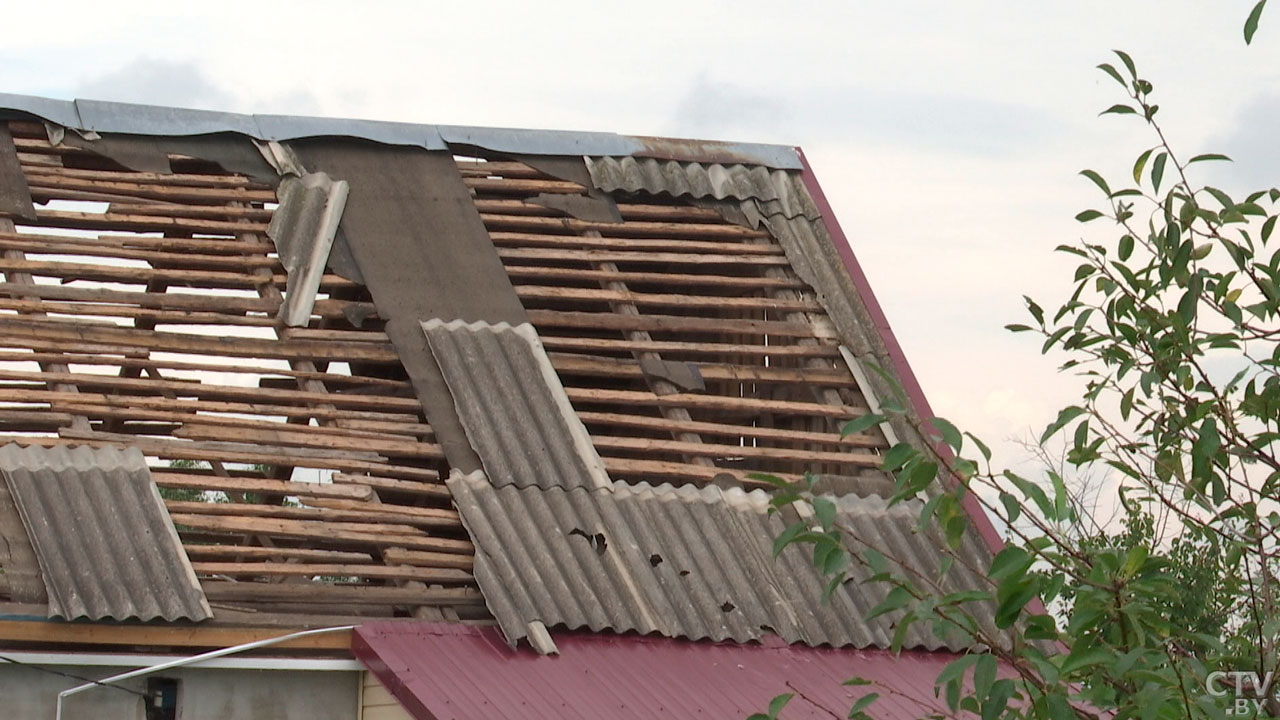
(0, 664), (361, 720)
(360, 671), (413, 720)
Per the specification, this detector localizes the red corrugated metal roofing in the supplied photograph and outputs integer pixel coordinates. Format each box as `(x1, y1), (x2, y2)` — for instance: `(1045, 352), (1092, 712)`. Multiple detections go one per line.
(354, 622), (960, 720)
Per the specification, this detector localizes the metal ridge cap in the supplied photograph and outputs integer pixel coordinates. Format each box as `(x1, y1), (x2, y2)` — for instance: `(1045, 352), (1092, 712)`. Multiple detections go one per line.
(0, 92), (802, 167)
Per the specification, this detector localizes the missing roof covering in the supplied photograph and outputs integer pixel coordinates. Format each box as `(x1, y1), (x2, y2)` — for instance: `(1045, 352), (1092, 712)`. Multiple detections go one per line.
(424, 320), (611, 491)
(447, 472), (994, 652)
(0, 124), (35, 221)
(267, 172), (350, 327)
(0, 443), (212, 622)
(584, 155), (931, 470)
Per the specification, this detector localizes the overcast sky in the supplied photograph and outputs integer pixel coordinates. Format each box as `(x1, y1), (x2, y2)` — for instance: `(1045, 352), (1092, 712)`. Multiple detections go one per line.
(5, 1), (1278, 470)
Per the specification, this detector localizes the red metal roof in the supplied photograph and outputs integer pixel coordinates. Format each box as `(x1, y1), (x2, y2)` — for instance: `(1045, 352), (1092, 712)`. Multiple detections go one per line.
(354, 622), (959, 720)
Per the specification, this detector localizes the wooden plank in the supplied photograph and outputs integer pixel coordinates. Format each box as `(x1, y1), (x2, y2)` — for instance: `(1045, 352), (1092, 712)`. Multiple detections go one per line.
(169, 514), (473, 554)
(528, 309), (818, 338)
(0, 367), (422, 413)
(2, 318), (400, 362)
(330, 473), (450, 500)
(0, 235), (279, 271)
(0, 256), (266, 289)
(0, 297), (277, 328)
(1, 388), (421, 426)
(22, 174), (276, 204)
(453, 160), (544, 179)
(464, 177), (584, 194)
(576, 410), (880, 448)
(564, 386), (864, 420)
(489, 231), (778, 254)
(0, 351), (411, 391)
(600, 457), (801, 485)
(0, 620), (353, 650)
(381, 548), (475, 570)
(538, 335), (839, 358)
(58, 430), (436, 480)
(183, 545), (376, 563)
(548, 353), (854, 387)
(0, 230), (276, 255)
(199, 582), (483, 605)
(191, 563), (472, 584)
(0, 281), (278, 313)
(473, 197), (725, 222)
(498, 247), (789, 266)
(21, 164), (271, 190)
(505, 264), (806, 290)
(515, 285), (820, 312)
(591, 434), (879, 466)
(479, 213), (769, 239)
(164, 499), (460, 529)
(152, 471), (376, 501)
(174, 424), (437, 459)
(27, 209), (270, 235)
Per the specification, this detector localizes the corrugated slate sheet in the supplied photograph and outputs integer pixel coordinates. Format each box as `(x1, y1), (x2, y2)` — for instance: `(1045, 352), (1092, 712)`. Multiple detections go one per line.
(424, 320), (610, 490)
(0, 444), (212, 622)
(355, 621), (969, 720)
(448, 471), (992, 652)
(266, 172), (350, 327)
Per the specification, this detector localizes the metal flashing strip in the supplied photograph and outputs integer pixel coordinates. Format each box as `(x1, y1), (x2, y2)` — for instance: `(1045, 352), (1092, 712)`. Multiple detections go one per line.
(0, 651), (362, 672)
(0, 444), (212, 622)
(424, 322), (610, 490)
(0, 93), (802, 168)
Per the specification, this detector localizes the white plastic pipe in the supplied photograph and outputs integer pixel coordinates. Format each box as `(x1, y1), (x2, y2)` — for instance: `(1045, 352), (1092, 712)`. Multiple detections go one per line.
(53, 625), (355, 720)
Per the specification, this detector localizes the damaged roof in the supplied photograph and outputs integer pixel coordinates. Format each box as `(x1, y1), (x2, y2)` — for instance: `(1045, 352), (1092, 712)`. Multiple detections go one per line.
(0, 94), (1001, 666)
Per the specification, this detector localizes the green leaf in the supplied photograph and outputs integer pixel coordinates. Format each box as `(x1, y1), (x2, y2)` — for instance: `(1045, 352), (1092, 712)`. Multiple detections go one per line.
(862, 547), (888, 576)
(1079, 169), (1111, 196)
(881, 443), (915, 472)
(974, 654), (997, 697)
(772, 523), (806, 557)
(1114, 49), (1137, 78)
(1100, 104), (1137, 116)
(1246, 0), (1268, 44)
(1060, 647), (1112, 675)
(981, 679), (1016, 720)
(1152, 152), (1168, 193)
(841, 413), (886, 437)
(843, 677), (873, 686)
(1188, 153), (1232, 164)
(998, 492), (1021, 524)
(1005, 471), (1054, 519)
(936, 655), (979, 688)
(1075, 209), (1105, 223)
(768, 692), (794, 719)
(848, 693), (880, 717)
(867, 586), (911, 620)
(1097, 63), (1126, 87)
(989, 546), (1033, 581)
(1118, 233), (1135, 261)
(747, 472), (790, 488)
(966, 432), (992, 462)
(995, 579), (1038, 628)
(1132, 148), (1154, 184)
(929, 417), (963, 452)
(812, 496), (837, 530)
(1040, 405), (1086, 444)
